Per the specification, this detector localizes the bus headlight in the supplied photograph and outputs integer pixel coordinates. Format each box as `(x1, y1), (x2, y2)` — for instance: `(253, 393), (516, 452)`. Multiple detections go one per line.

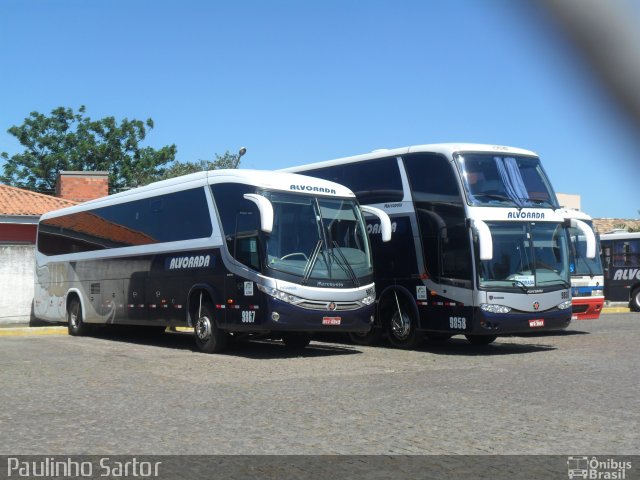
(361, 292), (376, 305)
(256, 284), (303, 305)
(557, 300), (572, 310)
(592, 289), (603, 297)
(480, 304), (511, 314)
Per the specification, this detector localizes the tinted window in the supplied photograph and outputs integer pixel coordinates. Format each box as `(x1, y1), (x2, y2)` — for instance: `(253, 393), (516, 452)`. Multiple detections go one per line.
(612, 239), (640, 267)
(38, 188), (212, 255)
(403, 153), (461, 202)
(306, 157), (403, 203)
(210, 183), (262, 269)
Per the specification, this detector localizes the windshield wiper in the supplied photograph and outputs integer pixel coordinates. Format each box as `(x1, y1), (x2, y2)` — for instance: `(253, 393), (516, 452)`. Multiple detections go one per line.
(510, 279), (530, 293)
(302, 240), (323, 286)
(538, 278), (570, 288)
(474, 193), (517, 204)
(519, 197), (553, 207)
(332, 241), (359, 287)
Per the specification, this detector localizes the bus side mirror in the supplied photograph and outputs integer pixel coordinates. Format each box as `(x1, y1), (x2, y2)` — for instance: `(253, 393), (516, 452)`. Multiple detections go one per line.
(568, 218), (596, 259)
(360, 205), (392, 242)
(243, 194), (274, 233)
(472, 219), (493, 261)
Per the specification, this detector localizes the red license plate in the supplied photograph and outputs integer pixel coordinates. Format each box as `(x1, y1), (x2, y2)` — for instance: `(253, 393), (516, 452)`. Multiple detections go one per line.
(322, 317), (341, 326)
(529, 319), (544, 328)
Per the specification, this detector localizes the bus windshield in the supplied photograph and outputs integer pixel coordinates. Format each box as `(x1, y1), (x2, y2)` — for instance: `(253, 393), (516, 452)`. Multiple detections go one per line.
(570, 232), (604, 276)
(263, 192), (373, 284)
(478, 222), (570, 290)
(456, 154), (558, 208)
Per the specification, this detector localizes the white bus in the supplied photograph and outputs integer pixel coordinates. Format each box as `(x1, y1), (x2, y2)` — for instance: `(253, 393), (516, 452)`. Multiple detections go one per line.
(562, 209), (604, 320)
(599, 231), (640, 311)
(284, 144), (596, 347)
(34, 169), (391, 353)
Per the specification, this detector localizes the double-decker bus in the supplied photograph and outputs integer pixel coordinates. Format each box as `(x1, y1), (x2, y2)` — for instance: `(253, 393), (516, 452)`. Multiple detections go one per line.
(34, 170), (391, 353)
(563, 209), (604, 320)
(599, 231), (640, 311)
(284, 144), (596, 347)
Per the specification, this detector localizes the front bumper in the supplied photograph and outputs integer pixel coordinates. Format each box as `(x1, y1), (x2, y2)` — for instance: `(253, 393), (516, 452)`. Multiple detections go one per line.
(224, 296), (375, 333)
(470, 308), (572, 335)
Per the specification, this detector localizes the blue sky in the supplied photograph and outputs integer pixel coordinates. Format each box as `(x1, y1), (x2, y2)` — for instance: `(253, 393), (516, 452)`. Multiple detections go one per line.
(1, 0), (638, 219)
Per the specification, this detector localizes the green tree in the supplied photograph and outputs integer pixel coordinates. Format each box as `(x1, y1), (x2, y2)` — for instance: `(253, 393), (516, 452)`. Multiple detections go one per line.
(0, 106), (177, 193)
(161, 151), (242, 180)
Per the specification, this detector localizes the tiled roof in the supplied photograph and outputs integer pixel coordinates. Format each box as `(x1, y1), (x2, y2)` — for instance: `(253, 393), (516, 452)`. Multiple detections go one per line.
(593, 218), (640, 234)
(0, 184), (77, 216)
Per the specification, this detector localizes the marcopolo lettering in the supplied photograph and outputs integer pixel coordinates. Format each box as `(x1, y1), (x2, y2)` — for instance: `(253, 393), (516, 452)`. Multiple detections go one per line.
(290, 185), (336, 194)
(168, 255), (211, 270)
(613, 268), (640, 281)
(507, 211), (545, 219)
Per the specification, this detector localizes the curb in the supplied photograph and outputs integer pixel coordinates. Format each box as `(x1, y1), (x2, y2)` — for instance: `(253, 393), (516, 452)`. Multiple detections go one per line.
(0, 326), (193, 337)
(0, 326), (67, 337)
(601, 307), (631, 314)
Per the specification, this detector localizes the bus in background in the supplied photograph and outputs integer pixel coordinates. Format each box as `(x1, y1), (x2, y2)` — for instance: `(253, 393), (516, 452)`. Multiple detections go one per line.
(562, 209), (604, 320)
(284, 144), (597, 348)
(599, 231), (640, 311)
(34, 170), (391, 353)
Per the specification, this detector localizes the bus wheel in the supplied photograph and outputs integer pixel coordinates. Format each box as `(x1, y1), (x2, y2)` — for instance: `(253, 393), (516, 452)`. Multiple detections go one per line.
(386, 295), (422, 349)
(281, 332), (311, 350)
(194, 303), (229, 353)
(348, 327), (383, 346)
(67, 297), (89, 336)
(630, 288), (640, 312)
(465, 334), (497, 346)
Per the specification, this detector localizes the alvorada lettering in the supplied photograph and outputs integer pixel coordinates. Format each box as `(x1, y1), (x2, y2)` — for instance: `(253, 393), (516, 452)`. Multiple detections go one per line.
(169, 255), (211, 269)
(290, 185), (336, 194)
(613, 268), (640, 281)
(507, 211), (545, 219)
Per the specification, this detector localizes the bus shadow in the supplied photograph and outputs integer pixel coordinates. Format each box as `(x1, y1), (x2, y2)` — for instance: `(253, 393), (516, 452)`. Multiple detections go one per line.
(314, 333), (557, 356)
(89, 328), (362, 359)
(417, 337), (557, 356)
(510, 329), (590, 338)
(225, 339), (362, 359)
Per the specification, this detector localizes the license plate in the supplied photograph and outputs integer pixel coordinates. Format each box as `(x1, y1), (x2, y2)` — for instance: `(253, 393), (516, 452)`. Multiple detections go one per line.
(529, 319), (544, 328)
(322, 317), (341, 326)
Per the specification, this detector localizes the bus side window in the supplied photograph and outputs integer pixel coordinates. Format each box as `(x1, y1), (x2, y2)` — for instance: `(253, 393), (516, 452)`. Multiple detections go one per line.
(306, 157), (404, 204)
(211, 183), (262, 270)
(233, 212), (261, 271)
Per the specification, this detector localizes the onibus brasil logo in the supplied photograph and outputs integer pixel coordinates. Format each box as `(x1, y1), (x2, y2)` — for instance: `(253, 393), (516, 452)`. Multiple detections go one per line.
(567, 456), (632, 479)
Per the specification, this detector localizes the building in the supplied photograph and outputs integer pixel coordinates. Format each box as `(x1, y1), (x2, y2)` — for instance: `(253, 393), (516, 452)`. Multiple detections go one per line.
(0, 171), (108, 244)
(0, 171), (108, 324)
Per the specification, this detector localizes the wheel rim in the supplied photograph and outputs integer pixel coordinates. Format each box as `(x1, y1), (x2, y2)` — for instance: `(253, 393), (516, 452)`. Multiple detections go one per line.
(390, 310), (411, 340)
(195, 316), (212, 341)
(69, 304), (79, 329)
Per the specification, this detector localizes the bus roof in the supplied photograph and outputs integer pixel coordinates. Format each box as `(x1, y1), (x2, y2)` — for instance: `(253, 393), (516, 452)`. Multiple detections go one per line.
(40, 169), (355, 220)
(281, 143), (539, 172)
(599, 231), (640, 241)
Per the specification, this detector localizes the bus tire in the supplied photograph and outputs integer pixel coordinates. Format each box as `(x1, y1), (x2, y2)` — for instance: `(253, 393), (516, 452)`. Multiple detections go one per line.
(348, 327), (383, 346)
(194, 303), (229, 353)
(281, 332), (311, 350)
(67, 297), (89, 336)
(385, 294), (422, 350)
(630, 288), (640, 312)
(465, 334), (497, 345)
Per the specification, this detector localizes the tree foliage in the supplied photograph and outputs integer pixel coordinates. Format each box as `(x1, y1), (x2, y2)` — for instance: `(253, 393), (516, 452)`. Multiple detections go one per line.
(1, 106), (177, 193)
(161, 151), (242, 180)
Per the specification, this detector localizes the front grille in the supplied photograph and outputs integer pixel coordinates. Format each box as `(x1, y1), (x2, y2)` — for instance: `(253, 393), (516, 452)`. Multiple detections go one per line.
(296, 300), (361, 311)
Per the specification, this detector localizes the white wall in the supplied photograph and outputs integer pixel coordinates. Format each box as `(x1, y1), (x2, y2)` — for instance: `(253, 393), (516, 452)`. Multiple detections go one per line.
(0, 245), (35, 324)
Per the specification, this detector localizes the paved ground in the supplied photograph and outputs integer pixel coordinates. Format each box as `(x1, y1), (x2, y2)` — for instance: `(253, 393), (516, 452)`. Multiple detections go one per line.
(0, 313), (638, 455)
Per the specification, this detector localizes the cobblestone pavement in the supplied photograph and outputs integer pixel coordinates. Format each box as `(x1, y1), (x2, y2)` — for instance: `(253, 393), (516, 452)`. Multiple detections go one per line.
(0, 314), (637, 455)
